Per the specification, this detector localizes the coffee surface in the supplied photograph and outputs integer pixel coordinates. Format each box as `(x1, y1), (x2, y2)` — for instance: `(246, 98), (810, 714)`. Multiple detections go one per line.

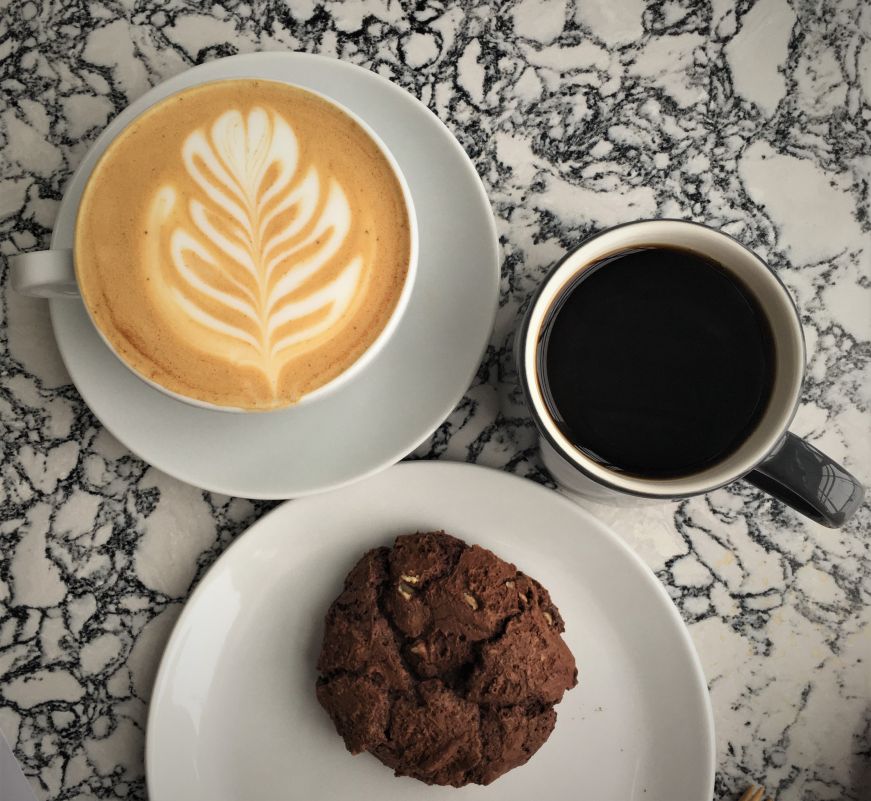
(539, 246), (775, 478)
(76, 79), (411, 409)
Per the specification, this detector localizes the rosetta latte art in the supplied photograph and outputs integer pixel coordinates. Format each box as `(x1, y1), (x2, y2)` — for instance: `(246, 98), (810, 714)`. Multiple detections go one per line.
(147, 107), (363, 388)
(76, 80), (411, 409)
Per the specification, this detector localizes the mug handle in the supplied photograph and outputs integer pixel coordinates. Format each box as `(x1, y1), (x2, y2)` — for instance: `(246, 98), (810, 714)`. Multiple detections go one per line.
(10, 249), (79, 298)
(746, 432), (865, 528)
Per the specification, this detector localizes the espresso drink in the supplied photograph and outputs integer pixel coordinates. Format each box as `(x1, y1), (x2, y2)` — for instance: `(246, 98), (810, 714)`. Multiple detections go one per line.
(76, 80), (411, 409)
(538, 246), (775, 478)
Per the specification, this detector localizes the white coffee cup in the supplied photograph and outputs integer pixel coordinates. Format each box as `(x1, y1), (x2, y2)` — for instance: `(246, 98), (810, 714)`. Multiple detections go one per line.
(10, 82), (418, 413)
(518, 220), (864, 528)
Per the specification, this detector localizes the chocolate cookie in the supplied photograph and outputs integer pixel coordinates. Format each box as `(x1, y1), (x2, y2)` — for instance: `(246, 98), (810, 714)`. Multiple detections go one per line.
(315, 531), (577, 787)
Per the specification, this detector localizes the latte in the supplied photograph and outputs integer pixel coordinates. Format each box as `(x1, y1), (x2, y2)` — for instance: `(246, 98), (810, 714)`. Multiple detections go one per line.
(75, 79), (413, 410)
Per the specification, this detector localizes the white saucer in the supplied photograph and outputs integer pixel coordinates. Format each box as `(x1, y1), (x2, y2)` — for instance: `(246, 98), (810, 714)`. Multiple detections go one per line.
(146, 462), (715, 801)
(48, 53), (499, 498)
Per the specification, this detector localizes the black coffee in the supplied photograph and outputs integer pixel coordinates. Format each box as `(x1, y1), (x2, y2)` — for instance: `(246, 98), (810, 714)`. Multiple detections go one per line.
(538, 246), (775, 478)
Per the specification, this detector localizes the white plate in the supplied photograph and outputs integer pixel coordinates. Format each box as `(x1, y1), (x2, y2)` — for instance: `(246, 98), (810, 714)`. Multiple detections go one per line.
(48, 53), (498, 498)
(146, 462), (715, 801)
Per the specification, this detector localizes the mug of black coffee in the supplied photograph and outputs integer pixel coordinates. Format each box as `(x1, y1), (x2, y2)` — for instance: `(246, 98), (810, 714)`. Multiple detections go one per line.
(518, 220), (864, 528)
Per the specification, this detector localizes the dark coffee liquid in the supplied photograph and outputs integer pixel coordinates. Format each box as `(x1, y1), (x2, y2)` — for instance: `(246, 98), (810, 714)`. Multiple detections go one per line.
(538, 246), (775, 478)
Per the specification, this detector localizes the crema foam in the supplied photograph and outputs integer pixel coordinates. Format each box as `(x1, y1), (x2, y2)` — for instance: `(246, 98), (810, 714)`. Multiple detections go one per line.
(75, 80), (412, 409)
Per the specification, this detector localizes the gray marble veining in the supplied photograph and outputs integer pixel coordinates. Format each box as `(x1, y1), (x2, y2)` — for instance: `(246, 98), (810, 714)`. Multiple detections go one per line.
(1, 1), (869, 799)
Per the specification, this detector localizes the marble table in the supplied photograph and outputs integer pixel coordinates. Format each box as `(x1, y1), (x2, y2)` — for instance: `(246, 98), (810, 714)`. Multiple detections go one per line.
(1, 1), (868, 799)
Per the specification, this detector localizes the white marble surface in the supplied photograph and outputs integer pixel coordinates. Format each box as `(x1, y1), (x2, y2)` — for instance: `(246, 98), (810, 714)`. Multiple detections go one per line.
(1, 1), (869, 799)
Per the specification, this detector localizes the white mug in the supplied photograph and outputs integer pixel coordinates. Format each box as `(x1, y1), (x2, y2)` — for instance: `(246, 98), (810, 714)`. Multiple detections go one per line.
(10, 80), (418, 413)
(518, 220), (864, 528)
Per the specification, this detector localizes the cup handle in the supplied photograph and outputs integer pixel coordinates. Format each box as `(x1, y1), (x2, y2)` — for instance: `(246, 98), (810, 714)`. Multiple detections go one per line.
(9, 249), (79, 298)
(745, 432), (865, 527)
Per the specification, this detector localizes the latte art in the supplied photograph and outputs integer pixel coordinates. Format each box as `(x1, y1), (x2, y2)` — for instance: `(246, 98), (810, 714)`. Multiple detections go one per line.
(149, 107), (363, 387)
(75, 80), (412, 409)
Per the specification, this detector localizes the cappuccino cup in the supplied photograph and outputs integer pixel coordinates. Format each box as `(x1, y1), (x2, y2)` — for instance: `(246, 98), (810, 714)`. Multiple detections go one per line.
(518, 220), (864, 528)
(11, 78), (418, 412)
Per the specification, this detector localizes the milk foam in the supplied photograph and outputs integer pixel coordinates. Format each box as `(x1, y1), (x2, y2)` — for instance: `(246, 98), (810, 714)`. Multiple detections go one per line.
(76, 80), (411, 409)
(148, 107), (362, 388)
